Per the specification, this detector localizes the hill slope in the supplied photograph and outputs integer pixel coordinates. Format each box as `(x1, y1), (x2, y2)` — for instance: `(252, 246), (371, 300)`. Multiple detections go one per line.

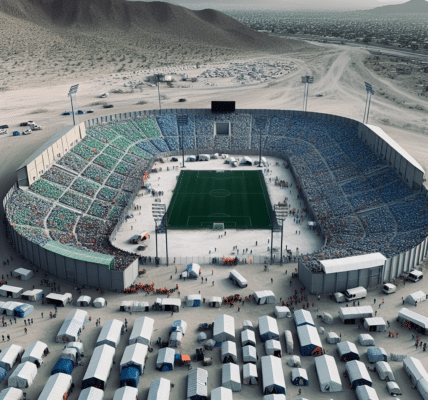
(367, 0), (428, 14)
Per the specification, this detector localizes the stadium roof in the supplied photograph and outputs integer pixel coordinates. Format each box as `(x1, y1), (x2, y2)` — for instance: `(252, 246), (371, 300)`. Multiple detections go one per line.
(321, 253), (386, 274)
(367, 124), (425, 174)
(43, 241), (114, 268)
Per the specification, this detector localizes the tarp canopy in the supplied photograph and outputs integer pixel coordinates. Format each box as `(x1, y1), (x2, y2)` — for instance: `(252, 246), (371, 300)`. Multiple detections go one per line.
(0, 388), (23, 400)
(337, 341), (360, 362)
(346, 360), (372, 388)
(93, 298), (106, 308)
(258, 316), (279, 342)
(38, 373), (72, 400)
(355, 385), (379, 400)
(21, 289), (43, 302)
(113, 386), (138, 400)
(221, 341), (237, 364)
(51, 359), (74, 376)
(82, 345), (115, 390)
(242, 320), (254, 331)
(261, 356), (285, 395)
(284, 331), (293, 355)
(375, 361), (394, 381)
(129, 317), (154, 346)
(367, 347), (387, 363)
(291, 368), (309, 386)
(243, 363), (258, 385)
(326, 332), (341, 344)
(22, 341), (48, 365)
(363, 318), (386, 332)
(96, 319), (124, 348)
(119, 367), (140, 388)
(0, 345), (24, 371)
(213, 315), (235, 343)
(156, 348), (175, 371)
(171, 320), (187, 334)
(67, 342), (84, 357)
(222, 363), (241, 392)
(359, 334), (376, 346)
(8, 362), (37, 388)
(78, 387), (104, 400)
(14, 304), (34, 318)
(294, 310), (315, 327)
(386, 381), (401, 395)
(120, 343), (148, 375)
(187, 368), (208, 400)
(208, 297), (222, 308)
(406, 291), (427, 306)
(241, 329), (256, 347)
(186, 295), (202, 307)
(315, 354), (342, 393)
(76, 296), (91, 307)
(211, 387), (233, 400)
(13, 269), (33, 281)
(265, 340), (282, 357)
(147, 377), (170, 400)
(186, 263), (200, 279)
(229, 270), (247, 288)
(274, 306), (291, 319)
(254, 290), (275, 305)
(0, 285), (23, 299)
(242, 345), (257, 364)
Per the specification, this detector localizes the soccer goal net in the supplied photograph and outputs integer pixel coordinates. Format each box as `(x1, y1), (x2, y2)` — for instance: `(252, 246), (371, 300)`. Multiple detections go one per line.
(213, 223), (224, 230)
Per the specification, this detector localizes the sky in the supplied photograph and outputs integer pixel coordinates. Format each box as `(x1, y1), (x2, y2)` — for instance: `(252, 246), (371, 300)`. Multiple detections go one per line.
(129, 0), (422, 11)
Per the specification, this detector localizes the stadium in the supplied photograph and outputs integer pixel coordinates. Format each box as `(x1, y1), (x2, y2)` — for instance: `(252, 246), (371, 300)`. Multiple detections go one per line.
(3, 107), (428, 292)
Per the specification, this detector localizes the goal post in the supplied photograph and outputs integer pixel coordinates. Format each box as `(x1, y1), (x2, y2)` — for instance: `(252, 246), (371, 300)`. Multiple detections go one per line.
(213, 223), (224, 230)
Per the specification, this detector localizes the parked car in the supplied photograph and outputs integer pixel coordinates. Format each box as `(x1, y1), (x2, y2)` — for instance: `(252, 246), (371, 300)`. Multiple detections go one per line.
(30, 124), (43, 130)
(13, 131), (20, 136)
(0, 129), (8, 135)
(62, 111), (72, 115)
(103, 104), (114, 108)
(76, 110), (84, 115)
(22, 129), (32, 135)
(178, 98), (186, 102)
(100, 93), (109, 98)
(86, 109), (94, 113)
(0, 125), (8, 129)
(20, 122), (28, 126)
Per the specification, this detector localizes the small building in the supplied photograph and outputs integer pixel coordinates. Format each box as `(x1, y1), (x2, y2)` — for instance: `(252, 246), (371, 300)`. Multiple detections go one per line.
(264, 340), (282, 357)
(129, 317), (154, 346)
(187, 368), (208, 400)
(242, 363), (258, 385)
(120, 343), (148, 375)
(242, 346), (257, 364)
(0, 285), (23, 299)
(258, 316), (279, 342)
(315, 354), (342, 393)
(0, 388), (23, 400)
(397, 308), (428, 335)
(405, 291), (427, 306)
(254, 290), (276, 305)
(363, 317), (386, 333)
(208, 297), (222, 308)
(291, 368), (309, 386)
(294, 310), (315, 327)
(119, 367), (140, 388)
(12, 269), (33, 281)
(326, 332), (341, 344)
(346, 360), (372, 388)
(76, 296), (91, 307)
(222, 363), (241, 392)
(113, 386), (138, 400)
(46, 293), (72, 307)
(355, 385), (379, 400)
(81, 345), (115, 390)
(156, 348), (175, 372)
(274, 306), (291, 319)
(22, 341), (49, 367)
(186, 295), (201, 307)
(337, 341), (360, 362)
(284, 331), (294, 354)
(211, 387), (233, 400)
(93, 298), (106, 308)
(375, 361), (394, 381)
(359, 334), (376, 346)
(339, 306), (373, 324)
(229, 270), (247, 288)
(367, 347), (387, 363)
(51, 359), (74, 376)
(21, 289), (43, 302)
(78, 387), (104, 400)
(147, 377), (170, 400)
(8, 362), (37, 388)
(261, 356), (286, 395)
(296, 325), (323, 356)
(0, 345), (24, 371)
(96, 319), (124, 348)
(38, 373), (72, 400)
(213, 315), (235, 343)
(221, 341), (237, 363)
(241, 329), (256, 347)
(403, 356), (428, 387)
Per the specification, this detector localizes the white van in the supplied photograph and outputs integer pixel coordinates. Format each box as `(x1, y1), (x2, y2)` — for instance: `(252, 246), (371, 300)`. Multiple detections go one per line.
(344, 286), (367, 301)
(408, 270), (423, 282)
(383, 283), (396, 294)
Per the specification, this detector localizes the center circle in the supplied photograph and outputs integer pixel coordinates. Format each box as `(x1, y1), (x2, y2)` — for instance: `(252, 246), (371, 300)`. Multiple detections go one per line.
(209, 189), (231, 198)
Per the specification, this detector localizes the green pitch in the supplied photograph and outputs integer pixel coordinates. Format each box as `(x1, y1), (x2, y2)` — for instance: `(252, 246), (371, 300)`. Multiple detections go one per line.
(167, 170), (273, 229)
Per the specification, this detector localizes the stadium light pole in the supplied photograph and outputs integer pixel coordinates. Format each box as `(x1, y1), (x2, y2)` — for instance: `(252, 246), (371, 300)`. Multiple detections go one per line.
(363, 82), (375, 124)
(68, 84), (79, 125)
(270, 210), (275, 265)
(154, 74), (162, 111)
(164, 210), (169, 267)
(301, 76), (313, 112)
(274, 204), (288, 266)
(254, 115), (268, 167)
(177, 115), (189, 168)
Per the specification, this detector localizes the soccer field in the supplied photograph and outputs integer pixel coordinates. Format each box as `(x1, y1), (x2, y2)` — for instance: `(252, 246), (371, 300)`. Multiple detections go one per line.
(166, 170), (273, 229)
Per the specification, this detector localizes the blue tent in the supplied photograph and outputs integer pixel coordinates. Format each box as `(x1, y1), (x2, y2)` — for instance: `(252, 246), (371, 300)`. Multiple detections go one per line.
(0, 367), (7, 383)
(14, 304), (34, 318)
(51, 358), (74, 375)
(119, 366), (140, 388)
(367, 347), (387, 363)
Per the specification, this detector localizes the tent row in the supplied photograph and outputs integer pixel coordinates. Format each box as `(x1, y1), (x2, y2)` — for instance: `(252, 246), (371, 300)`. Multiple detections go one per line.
(0, 301), (34, 318)
(56, 309), (88, 343)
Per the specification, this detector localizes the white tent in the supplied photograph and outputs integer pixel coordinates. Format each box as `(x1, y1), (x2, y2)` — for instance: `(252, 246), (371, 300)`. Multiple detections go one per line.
(229, 270), (247, 288)
(186, 294), (202, 307)
(93, 298), (106, 308)
(359, 334), (375, 346)
(242, 345), (257, 364)
(403, 356), (428, 387)
(22, 341), (48, 366)
(239, 156), (253, 166)
(294, 310), (315, 327)
(211, 387), (233, 400)
(417, 378), (428, 400)
(326, 332), (341, 344)
(156, 348), (175, 371)
(12, 269), (33, 281)
(61, 348), (78, 363)
(154, 299), (181, 312)
(264, 340), (282, 357)
(82, 345), (115, 390)
(120, 300), (149, 312)
(363, 317), (386, 333)
(213, 315), (235, 343)
(186, 263), (200, 279)
(78, 387), (104, 400)
(287, 356), (301, 367)
(337, 341), (360, 362)
(284, 331), (294, 355)
(397, 308), (428, 335)
(1, 302), (22, 316)
(120, 343), (147, 375)
(406, 291), (427, 306)
(168, 331), (183, 348)
(221, 341), (237, 363)
(129, 317), (154, 346)
(67, 342), (84, 357)
(346, 360), (372, 388)
(21, 289), (43, 302)
(56, 319), (84, 343)
(0, 345), (24, 371)
(208, 297), (222, 308)
(386, 381), (401, 396)
(8, 362), (37, 388)
(243, 363), (258, 385)
(242, 320), (253, 331)
(46, 293), (72, 307)
(147, 377), (170, 400)
(274, 306), (291, 319)
(113, 387), (138, 400)
(171, 320), (187, 334)
(241, 329), (256, 347)
(222, 363), (241, 392)
(199, 154), (210, 161)
(291, 368), (309, 386)
(38, 373), (72, 400)
(187, 368), (208, 400)
(254, 290), (275, 305)
(96, 319), (124, 348)
(314, 355), (342, 393)
(355, 385), (379, 400)
(261, 356), (286, 395)
(322, 312), (334, 324)
(258, 315), (279, 342)
(375, 361), (394, 381)
(76, 296), (91, 307)
(0, 388), (23, 400)
(186, 155), (197, 162)
(0, 285), (23, 299)
(339, 306), (373, 324)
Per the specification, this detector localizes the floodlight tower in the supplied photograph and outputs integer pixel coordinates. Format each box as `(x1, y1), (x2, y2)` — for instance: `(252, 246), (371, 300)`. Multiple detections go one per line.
(301, 76), (313, 112)
(153, 74), (162, 111)
(363, 82), (375, 124)
(274, 204), (288, 266)
(254, 115), (268, 167)
(177, 115), (189, 168)
(68, 84), (79, 125)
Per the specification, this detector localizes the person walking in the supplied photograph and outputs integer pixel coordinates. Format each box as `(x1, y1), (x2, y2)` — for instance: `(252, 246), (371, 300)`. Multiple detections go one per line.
(41, 313), (43, 318)
(7, 335), (10, 341)
(24, 328), (27, 335)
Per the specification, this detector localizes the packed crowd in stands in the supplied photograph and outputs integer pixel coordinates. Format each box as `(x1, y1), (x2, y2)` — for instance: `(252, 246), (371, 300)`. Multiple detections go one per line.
(6, 112), (428, 273)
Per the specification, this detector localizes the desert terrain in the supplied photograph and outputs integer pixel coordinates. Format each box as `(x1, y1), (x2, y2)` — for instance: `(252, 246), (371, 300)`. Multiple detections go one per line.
(1, 1), (428, 400)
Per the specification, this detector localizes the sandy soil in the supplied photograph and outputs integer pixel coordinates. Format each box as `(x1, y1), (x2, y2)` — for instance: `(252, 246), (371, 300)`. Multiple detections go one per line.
(0, 20), (428, 400)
